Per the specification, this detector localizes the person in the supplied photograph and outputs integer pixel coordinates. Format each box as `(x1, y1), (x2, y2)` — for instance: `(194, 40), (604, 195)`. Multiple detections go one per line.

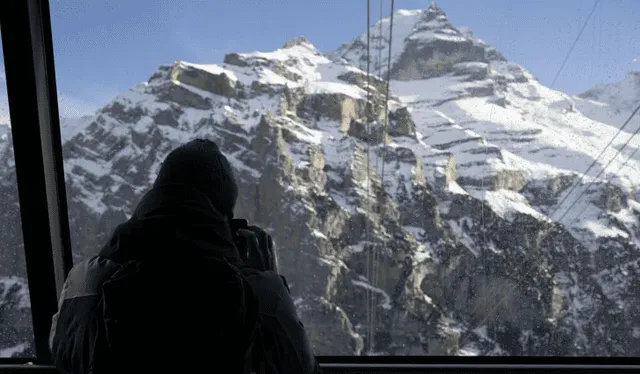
(49, 139), (321, 374)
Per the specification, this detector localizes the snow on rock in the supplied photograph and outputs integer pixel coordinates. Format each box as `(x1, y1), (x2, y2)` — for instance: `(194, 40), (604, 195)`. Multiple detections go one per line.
(0, 343), (28, 358)
(334, 3), (505, 81)
(0, 277), (32, 357)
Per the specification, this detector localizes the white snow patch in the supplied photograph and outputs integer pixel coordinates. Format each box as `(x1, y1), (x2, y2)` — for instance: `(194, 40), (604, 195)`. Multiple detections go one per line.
(414, 244), (432, 262)
(179, 61), (239, 82)
(0, 277), (30, 309)
(65, 157), (111, 178)
(447, 181), (468, 195)
(312, 229), (328, 240)
(305, 81), (366, 100)
(352, 279), (392, 310)
(468, 188), (551, 223)
(0, 343), (28, 358)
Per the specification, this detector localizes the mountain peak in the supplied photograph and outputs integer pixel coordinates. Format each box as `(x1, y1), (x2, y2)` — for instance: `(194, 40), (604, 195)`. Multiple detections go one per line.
(333, 3), (505, 81)
(283, 36), (313, 49)
(412, 2), (455, 35)
(424, 2), (447, 22)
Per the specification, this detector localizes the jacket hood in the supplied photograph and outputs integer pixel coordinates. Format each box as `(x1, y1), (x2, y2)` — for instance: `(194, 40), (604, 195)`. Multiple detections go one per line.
(100, 184), (241, 265)
(153, 139), (238, 220)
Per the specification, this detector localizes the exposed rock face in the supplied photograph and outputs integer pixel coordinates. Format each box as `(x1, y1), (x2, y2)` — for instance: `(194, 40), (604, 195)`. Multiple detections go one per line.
(170, 62), (239, 99)
(283, 36), (313, 49)
(0, 3), (639, 359)
(388, 107), (416, 138)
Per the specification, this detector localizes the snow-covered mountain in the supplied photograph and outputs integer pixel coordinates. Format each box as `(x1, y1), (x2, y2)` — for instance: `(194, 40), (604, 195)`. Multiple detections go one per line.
(1, 3), (639, 357)
(577, 72), (640, 129)
(580, 72), (640, 110)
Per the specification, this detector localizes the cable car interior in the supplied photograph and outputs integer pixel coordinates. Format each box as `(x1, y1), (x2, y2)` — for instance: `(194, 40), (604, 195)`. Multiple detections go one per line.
(1, 0), (640, 372)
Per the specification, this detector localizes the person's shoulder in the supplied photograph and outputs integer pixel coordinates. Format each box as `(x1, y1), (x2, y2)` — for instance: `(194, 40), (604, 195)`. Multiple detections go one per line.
(70, 255), (122, 276)
(63, 255), (122, 299)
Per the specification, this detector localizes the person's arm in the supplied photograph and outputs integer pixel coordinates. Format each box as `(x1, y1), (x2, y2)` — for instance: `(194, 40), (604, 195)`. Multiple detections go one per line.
(49, 256), (120, 374)
(243, 270), (320, 374)
(236, 225), (321, 373)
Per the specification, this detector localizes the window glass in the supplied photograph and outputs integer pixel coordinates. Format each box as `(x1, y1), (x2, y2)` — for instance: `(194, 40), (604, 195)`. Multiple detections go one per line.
(51, 0), (640, 356)
(0, 31), (35, 358)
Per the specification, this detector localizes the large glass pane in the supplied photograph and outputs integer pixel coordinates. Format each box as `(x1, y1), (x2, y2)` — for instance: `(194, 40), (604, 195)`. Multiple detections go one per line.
(0, 31), (35, 358)
(51, 0), (640, 356)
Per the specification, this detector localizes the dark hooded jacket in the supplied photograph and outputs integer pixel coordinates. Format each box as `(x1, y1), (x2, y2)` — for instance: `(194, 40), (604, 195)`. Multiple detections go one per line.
(49, 140), (319, 374)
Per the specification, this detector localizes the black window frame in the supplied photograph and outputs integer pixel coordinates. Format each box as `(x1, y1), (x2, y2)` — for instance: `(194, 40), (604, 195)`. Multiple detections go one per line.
(0, 0), (73, 366)
(0, 0), (638, 372)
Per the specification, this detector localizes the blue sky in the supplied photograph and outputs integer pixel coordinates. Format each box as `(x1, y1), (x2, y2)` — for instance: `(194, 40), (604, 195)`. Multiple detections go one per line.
(2, 0), (640, 121)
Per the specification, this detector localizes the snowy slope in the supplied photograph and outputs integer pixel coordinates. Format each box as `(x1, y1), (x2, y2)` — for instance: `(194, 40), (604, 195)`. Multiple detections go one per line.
(390, 62), (640, 219)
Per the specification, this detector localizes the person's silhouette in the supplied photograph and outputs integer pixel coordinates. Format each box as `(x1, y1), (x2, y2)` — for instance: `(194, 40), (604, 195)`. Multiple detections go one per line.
(49, 139), (321, 374)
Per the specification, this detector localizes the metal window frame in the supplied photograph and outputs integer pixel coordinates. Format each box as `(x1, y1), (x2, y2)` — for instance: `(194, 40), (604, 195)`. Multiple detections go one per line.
(0, 0), (74, 365)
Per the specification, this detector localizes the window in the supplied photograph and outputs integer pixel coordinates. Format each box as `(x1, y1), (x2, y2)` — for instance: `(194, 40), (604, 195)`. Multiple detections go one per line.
(49, 0), (640, 357)
(0, 31), (35, 358)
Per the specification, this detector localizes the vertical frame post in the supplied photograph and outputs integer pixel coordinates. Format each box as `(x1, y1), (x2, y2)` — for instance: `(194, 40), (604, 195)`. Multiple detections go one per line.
(0, 0), (73, 364)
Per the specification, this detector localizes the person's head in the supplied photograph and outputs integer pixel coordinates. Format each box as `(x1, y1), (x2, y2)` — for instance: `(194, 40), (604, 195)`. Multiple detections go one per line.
(153, 139), (238, 219)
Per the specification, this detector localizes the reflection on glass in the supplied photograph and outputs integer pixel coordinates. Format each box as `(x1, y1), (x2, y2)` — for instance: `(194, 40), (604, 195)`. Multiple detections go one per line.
(49, 1), (640, 356)
(0, 33), (35, 358)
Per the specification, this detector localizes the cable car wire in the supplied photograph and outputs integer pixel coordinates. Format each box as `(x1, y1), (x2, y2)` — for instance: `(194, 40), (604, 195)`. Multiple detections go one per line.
(364, 0), (375, 355)
(551, 0), (600, 87)
(371, 0), (386, 355)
